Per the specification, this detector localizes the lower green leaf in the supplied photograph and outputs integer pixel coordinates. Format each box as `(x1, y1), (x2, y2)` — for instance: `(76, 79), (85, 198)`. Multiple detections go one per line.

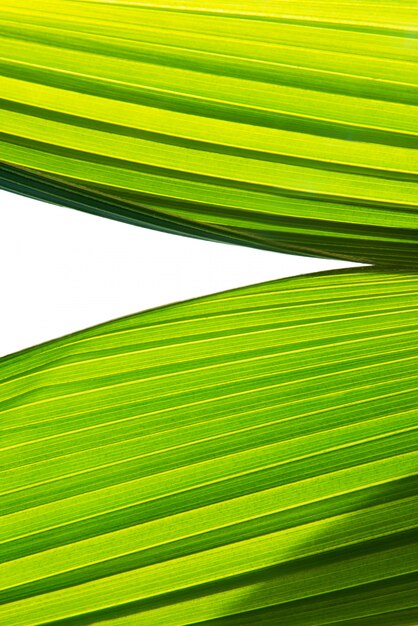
(0, 267), (417, 624)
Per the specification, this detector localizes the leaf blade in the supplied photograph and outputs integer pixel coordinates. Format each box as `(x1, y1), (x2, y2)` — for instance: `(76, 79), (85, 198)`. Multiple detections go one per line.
(1, 267), (418, 624)
(1, 0), (417, 265)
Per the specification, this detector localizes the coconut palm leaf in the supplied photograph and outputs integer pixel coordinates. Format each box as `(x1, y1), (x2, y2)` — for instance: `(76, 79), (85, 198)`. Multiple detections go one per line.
(1, 267), (417, 624)
(1, 0), (417, 264)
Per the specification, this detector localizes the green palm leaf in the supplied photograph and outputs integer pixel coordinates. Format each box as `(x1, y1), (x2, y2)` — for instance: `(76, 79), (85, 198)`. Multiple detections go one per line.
(1, 0), (418, 264)
(1, 267), (417, 624)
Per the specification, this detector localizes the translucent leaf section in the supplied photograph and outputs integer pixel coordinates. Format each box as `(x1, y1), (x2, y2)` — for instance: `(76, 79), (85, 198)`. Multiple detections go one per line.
(0, 0), (418, 265)
(1, 267), (417, 624)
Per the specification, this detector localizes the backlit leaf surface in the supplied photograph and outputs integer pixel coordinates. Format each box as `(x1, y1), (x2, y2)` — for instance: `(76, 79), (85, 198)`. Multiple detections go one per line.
(1, 268), (417, 624)
(0, 0), (417, 264)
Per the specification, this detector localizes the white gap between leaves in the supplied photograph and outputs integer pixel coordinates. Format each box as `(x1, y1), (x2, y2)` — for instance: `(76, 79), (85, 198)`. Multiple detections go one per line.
(0, 190), (358, 356)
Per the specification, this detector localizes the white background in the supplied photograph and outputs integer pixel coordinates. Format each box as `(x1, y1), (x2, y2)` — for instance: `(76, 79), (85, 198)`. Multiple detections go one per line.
(0, 190), (356, 357)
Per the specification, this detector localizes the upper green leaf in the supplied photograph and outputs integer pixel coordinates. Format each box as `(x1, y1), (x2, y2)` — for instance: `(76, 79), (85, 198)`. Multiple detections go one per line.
(1, 267), (417, 624)
(1, 0), (417, 265)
